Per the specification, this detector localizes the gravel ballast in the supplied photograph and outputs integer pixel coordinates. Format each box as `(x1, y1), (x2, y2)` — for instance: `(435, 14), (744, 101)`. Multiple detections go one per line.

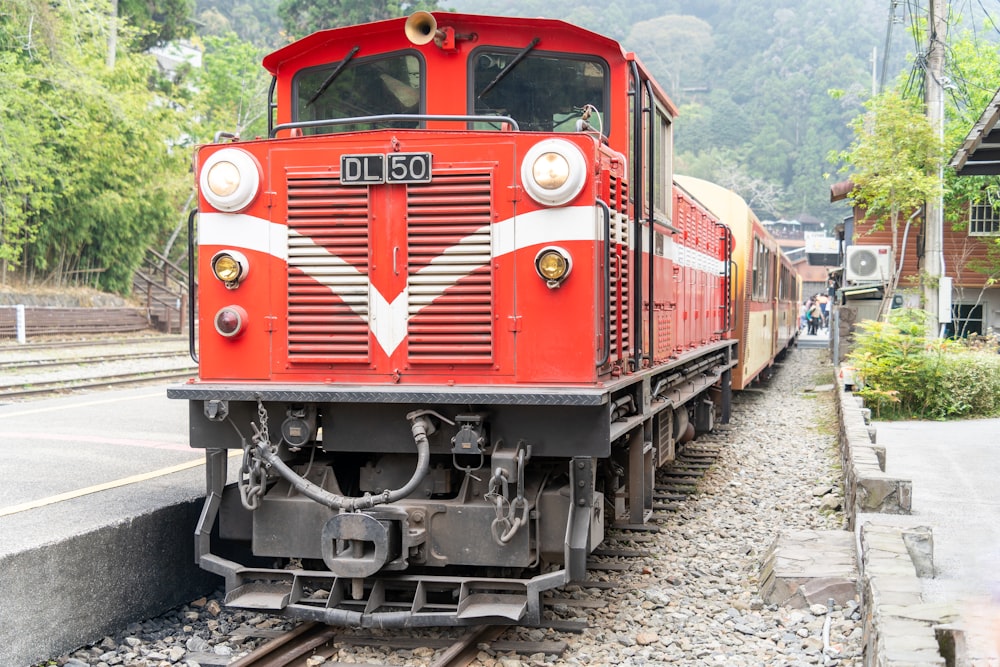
(43, 346), (860, 667)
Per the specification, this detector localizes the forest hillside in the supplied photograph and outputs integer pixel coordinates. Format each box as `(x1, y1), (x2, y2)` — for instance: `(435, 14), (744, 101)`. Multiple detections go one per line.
(5, 0), (989, 293)
(447, 0), (916, 226)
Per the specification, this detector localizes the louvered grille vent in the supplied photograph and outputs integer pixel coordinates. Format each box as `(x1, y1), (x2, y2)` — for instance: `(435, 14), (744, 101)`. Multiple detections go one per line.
(286, 173), (371, 362)
(406, 170), (494, 363)
(609, 176), (630, 354)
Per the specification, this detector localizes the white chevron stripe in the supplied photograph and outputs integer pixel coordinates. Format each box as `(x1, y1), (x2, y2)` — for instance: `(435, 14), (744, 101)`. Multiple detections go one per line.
(199, 212), (288, 260)
(200, 207), (725, 357)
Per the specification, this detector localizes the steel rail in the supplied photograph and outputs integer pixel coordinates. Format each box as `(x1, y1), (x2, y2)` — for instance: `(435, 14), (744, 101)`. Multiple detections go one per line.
(2, 350), (188, 372)
(0, 334), (184, 352)
(0, 368), (196, 399)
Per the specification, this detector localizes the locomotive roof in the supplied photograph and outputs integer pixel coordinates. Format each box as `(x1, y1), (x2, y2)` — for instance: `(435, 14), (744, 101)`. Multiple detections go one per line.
(261, 12), (676, 116)
(263, 12), (627, 76)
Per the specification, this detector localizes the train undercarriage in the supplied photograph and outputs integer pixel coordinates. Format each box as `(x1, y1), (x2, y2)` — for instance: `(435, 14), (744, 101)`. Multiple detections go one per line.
(170, 341), (737, 627)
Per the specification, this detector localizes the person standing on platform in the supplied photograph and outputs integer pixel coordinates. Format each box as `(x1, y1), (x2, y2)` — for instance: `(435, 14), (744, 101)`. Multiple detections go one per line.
(808, 298), (823, 335)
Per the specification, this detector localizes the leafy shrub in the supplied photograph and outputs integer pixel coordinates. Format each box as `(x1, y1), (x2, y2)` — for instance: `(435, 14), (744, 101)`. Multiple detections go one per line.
(847, 309), (1000, 419)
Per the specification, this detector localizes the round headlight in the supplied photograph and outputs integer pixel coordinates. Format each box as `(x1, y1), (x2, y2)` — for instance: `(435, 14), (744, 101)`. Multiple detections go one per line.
(534, 246), (572, 287)
(211, 250), (249, 287)
(520, 139), (587, 206)
(214, 305), (248, 338)
(199, 148), (261, 212)
(531, 152), (570, 190)
(206, 161), (241, 197)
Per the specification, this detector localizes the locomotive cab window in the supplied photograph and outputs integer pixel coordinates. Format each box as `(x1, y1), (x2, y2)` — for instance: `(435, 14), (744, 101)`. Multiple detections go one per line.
(292, 51), (424, 134)
(470, 48), (608, 132)
(648, 103), (673, 226)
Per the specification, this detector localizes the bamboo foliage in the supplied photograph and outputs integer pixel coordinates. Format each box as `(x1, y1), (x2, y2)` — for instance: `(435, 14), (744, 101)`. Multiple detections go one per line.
(0, 0), (190, 293)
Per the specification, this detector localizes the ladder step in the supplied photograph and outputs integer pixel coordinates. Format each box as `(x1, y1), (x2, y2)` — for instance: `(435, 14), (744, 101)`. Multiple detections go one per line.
(456, 593), (527, 621)
(224, 582), (291, 610)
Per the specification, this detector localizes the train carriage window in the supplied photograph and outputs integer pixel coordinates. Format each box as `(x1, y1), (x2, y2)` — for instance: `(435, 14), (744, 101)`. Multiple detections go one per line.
(470, 49), (608, 132)
(751, 236), (771, 301)
(293, 51), (424, 134)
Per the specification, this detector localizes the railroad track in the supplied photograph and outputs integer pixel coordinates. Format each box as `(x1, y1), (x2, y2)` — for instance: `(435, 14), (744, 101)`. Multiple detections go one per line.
(222, 444), (724, 667)
(0, 367), (196, 399)
(228, 622), (547, 667)
(0, 333), (194, 400)
(3, 349), (189, 371)
(0, 333), (186, 352)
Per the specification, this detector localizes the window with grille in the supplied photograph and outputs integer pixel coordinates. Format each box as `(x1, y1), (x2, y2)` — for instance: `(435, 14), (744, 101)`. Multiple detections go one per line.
(968, 202), (1000, 236)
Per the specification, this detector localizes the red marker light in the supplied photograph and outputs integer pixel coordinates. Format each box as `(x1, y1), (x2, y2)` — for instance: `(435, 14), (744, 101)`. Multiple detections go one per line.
(214, 306), (248, 338)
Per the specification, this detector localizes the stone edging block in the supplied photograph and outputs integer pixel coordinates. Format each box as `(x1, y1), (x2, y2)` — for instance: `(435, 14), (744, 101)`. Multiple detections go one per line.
(834, 376), (913, 528)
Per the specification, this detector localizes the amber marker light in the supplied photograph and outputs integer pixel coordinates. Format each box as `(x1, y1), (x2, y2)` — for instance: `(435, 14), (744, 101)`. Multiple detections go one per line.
(211, 250), (249, 288)
(214, 305), (248, 338)
(535, 246), (572, 288)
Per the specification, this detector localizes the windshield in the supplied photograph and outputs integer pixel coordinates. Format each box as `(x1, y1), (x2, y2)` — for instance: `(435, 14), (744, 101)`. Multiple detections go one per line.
(293, 51), (423, 134)
(471, 50), (607, 132)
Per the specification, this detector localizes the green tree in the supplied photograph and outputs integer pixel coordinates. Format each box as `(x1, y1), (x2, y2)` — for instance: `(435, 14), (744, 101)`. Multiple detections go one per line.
(192, 32), (271, 140)
(2, 0), (191, 293)
(625, 15), (713, 100)
(0, 1), (62, 281)
(832, 90), (943, 315)
(278, 0), (443, 40)
(942, 30), (1000, 231)
(194, 0), (285, 48)
(119, 0), (196, 50)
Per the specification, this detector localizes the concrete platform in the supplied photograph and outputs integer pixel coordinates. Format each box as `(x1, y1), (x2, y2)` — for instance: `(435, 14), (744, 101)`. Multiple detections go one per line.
(858, 417), (1000, 666)
(0, 386), (239, 667)
(797, 327), (830, 349)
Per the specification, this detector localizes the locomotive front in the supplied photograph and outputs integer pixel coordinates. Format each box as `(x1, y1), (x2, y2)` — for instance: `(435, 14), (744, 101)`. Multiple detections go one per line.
(169, 13), (647, 627)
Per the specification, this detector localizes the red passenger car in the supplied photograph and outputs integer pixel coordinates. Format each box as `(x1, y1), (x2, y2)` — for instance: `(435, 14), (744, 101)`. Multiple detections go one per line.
(170, 12), (746, 627)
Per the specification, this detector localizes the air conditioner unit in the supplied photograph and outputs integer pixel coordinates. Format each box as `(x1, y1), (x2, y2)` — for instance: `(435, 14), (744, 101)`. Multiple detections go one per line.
(845, 245), (893, 283)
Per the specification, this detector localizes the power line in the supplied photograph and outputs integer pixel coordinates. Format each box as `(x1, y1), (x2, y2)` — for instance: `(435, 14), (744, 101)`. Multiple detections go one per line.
(880, 0), (902, 92)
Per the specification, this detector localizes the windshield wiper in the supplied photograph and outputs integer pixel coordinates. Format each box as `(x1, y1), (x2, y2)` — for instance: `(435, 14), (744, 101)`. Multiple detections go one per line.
(477, 37), (539, 100)
(305, 45), (360, 108)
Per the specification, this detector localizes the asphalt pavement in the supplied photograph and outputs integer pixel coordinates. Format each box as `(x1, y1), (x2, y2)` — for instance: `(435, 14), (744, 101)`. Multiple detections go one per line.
(868, 416), (1000, 658)
(0, 384), (238, 667)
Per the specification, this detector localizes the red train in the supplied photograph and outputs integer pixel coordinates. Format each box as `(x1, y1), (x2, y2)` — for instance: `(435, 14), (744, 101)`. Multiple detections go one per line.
(169, 11), (798, 628)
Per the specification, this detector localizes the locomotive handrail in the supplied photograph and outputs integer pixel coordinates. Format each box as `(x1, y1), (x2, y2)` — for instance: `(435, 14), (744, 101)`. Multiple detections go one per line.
(597, 200), (611, 367)
(644, 78), (657, 369)
(266, 76), (277, 138)
(187, 209), (198, 364)
(722, 224), (735, 333)
(628, 60), (645, 370)
(654, 214), (683, 236)
(270, 113), (520, 137)
(729, 259), (740, 336)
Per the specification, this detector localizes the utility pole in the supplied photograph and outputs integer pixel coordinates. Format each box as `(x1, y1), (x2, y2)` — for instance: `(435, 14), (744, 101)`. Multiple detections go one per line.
(107, 0), (118, 70)
(922, 0), (946, 336)
(871, 46), (877, 97)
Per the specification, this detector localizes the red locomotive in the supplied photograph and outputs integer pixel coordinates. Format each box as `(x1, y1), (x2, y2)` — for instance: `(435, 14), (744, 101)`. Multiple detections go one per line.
(170, 11), (797, 627)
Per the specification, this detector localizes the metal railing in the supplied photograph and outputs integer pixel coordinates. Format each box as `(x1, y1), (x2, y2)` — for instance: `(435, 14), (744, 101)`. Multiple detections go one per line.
(132, 247), (192, 334)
